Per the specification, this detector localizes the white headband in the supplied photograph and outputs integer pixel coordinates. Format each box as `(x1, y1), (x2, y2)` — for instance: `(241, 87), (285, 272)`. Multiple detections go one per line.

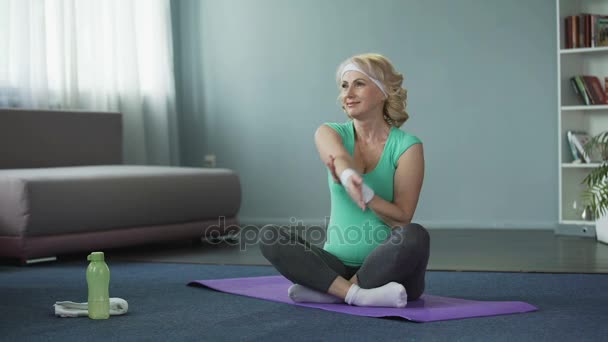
(340, 62), (388, 97)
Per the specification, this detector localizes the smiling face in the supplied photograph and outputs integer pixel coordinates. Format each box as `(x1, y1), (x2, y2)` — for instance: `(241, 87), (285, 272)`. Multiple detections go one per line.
(340, 70), (386, 119)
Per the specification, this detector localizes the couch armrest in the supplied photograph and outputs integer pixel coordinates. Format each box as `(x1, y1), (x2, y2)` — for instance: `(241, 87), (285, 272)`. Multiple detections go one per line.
(0, 108), (122, 168)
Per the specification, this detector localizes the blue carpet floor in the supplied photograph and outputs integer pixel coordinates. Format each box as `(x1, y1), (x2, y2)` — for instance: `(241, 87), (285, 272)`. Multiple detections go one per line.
(1, 260), (607, 341)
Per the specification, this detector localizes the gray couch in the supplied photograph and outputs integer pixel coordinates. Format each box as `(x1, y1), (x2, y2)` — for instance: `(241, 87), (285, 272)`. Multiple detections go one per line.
(0, 108), (241, 263)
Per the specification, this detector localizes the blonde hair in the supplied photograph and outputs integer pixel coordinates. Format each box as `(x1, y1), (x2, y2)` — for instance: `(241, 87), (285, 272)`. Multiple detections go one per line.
(336, 53), (409, 127)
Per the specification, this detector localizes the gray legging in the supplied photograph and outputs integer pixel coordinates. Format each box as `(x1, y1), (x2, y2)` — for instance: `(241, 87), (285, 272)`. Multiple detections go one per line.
(259, 223), (430, 300)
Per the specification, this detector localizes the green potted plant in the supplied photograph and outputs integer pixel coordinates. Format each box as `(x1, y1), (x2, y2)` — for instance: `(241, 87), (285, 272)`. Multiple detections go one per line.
(582, 131), (608, 244)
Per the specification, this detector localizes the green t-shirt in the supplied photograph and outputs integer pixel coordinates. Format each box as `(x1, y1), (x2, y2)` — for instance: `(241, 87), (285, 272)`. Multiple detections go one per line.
(322, 121), (422, 266)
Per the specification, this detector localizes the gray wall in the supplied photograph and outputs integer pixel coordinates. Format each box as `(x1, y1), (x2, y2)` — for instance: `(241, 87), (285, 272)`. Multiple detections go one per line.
(172, 0), (557, 229)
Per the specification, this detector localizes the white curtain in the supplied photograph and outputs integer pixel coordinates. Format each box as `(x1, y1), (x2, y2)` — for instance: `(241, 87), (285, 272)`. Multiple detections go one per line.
(0, 0), (180, 165)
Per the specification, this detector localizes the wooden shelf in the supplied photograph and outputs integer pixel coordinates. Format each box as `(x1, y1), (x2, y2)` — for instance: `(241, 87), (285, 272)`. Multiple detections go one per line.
(561, 163), (601, 168)
(560, 47), (608, 55)
(561, 219), (596, 226)
(561, 105), (608, 111)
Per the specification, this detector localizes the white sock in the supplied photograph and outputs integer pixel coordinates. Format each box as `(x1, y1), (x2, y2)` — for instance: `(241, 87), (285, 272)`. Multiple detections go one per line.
(344, 282), (408, 308)
(288, 284), (343, 304)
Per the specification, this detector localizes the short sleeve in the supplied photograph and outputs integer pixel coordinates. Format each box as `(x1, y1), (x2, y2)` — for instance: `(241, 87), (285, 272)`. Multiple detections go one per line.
(392, 133), (422, 167)
(323, 122), (349, 140)
(323, 121), (354, 154)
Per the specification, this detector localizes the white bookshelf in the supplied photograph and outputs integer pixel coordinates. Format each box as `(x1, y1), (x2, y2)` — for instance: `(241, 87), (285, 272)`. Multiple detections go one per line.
(561, 163), (602, 168)
(557, 0), (608, 226)
(561, 219), (597, 226)
(560, 46), (608, 54)
(561, 105), (608, 110)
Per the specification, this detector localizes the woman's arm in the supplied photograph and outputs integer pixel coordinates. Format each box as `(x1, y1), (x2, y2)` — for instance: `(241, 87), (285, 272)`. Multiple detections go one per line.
(314, 125), (366, 209)
(367, 143), (424, 228)
(314, 125), (354, 177)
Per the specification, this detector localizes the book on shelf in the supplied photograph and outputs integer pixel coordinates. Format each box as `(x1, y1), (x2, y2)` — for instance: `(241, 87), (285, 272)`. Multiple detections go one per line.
(598, 17), (608, 46)
(605, 77), (608, 103)
(583, 75), (607, 104)
(567, 130), (592, 163)
(570, 76), (591, 105)
(564, 14), (608, 48)
(566, 131), (582, 163)
(569, 75), (607, 105)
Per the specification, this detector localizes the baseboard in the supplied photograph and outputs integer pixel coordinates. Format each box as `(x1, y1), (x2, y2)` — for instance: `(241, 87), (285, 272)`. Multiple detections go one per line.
(238, 217), (328, 228)
(417, 220), (555, 230)
(238, 217), (557, 230)
(554, 224), (597, 238)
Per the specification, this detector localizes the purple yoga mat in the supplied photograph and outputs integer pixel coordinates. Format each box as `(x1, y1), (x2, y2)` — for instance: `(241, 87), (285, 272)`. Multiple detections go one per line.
(188, 275), (537, 322)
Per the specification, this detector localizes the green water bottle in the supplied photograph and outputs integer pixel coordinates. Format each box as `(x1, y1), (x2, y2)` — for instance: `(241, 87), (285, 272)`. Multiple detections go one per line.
(86, 251), (110, 320)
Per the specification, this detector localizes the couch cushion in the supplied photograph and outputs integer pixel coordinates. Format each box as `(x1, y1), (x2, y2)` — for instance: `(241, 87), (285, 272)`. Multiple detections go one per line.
(0, 109), (122, 169)
(0, 165), (240, 237)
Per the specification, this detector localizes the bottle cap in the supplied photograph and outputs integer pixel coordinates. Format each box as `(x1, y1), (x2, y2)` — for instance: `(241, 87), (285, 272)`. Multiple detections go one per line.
(87, 251), (105, 261)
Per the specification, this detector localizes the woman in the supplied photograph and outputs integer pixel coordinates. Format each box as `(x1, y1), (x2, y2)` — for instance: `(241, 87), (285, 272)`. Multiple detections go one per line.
(260, 53), (429, 308)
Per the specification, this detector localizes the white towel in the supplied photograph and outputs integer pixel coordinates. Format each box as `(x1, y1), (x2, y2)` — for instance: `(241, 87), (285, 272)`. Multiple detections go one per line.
(53, 297), (128, 318)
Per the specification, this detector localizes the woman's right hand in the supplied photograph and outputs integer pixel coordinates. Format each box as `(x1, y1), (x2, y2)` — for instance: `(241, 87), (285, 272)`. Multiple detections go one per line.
(328, 157), (365, 210)
(343, 171), (366, 211)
